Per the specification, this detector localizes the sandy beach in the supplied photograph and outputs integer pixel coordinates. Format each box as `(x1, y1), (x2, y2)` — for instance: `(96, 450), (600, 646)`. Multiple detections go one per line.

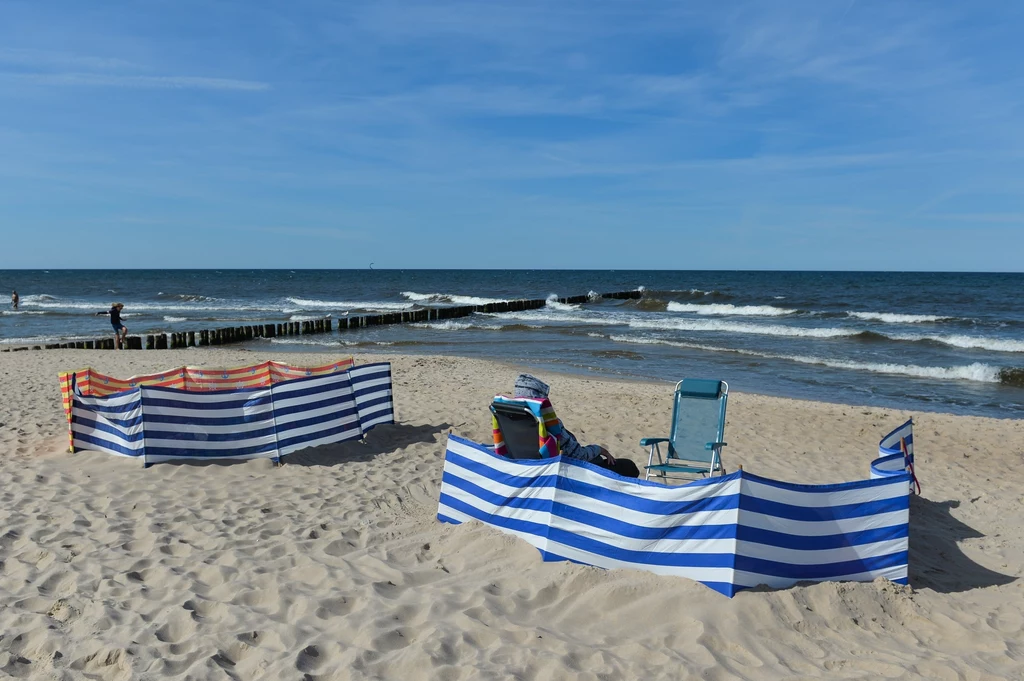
(1, 348), (1022, 680)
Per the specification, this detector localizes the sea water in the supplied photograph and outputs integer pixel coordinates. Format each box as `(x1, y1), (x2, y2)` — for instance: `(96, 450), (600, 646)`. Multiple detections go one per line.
(1, 269), (1021, 418)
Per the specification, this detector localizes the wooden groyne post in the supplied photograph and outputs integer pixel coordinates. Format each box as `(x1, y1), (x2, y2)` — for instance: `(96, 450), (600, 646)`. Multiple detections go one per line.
(3, 289), (642, 351)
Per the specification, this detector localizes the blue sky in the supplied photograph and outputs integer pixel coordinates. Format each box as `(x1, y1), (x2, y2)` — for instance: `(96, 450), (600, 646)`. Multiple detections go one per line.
(1, 1), (1022, 270)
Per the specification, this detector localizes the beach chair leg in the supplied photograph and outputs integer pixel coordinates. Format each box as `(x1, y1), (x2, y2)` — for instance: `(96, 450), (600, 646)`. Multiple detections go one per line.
(645, 444), (656, 481)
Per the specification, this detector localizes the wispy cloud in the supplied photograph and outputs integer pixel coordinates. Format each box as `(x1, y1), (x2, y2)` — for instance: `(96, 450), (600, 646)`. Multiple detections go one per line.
(0, 47), (134, 71)
(6, 72), (269, 91)
(1, 0), (1023, 269)
(926, 213), (1024, 225)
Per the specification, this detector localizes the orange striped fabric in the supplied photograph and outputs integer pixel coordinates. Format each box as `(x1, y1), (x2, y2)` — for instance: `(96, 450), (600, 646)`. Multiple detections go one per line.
(59, 357), (355, 450)
(184, 364), (272, 391)
(267, 359), (355, 382)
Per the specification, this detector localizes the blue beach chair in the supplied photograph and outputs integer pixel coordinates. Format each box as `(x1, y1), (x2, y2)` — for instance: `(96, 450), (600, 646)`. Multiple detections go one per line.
(641, 379), (728, 482)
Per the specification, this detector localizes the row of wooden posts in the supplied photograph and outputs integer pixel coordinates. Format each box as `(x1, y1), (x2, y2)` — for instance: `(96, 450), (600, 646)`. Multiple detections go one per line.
(2, 290), (644, 351)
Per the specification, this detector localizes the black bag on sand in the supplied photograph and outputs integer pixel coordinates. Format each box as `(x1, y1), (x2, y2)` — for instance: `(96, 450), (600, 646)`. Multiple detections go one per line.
(598, 457), (640, 478)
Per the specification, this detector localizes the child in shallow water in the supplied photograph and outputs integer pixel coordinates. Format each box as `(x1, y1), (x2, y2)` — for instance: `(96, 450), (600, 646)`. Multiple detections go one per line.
(98, 302), (128, 349)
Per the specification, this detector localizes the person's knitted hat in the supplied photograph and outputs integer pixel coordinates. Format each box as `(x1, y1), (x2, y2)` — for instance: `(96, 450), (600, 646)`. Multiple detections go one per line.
(513, 374), (550, 399)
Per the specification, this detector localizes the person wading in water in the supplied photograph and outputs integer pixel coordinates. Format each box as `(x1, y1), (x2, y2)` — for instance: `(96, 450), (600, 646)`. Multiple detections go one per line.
(97, 302), (128, 349)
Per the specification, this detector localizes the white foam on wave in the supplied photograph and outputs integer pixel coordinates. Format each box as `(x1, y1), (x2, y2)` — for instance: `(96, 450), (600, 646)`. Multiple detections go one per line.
(2, 310), (46, 315)
(608, 336), (1003, 383)
(848, 311), (952, 324)
(413, 320), (477, 331)
(893, 333), (1024, 353)
(289, 313), (332, 321)
(19, 295), (281, 313)
(401, 291), (507, 306)
(486, 309), (615, 329)
(667, 302), (795, 317)
(0, 333), (98, 345)
(806, 359), (1001, 382)
(445, 295), (506, 306)
(19, 297), (105, 311)
(629, 317), (857, 338)
(545, 294), (580, 311)
(412, 319), (544, 331)
(19, 294), (58, 304)
(287, 297), (414, 311)
(163, 316), (187, 323)
(269, 337), (359, 347)
(492, 308), (845, 339)
(496, 306), (1024, 353)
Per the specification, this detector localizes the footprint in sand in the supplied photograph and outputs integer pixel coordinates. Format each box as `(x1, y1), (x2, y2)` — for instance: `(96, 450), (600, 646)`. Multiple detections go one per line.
(73, 648), (132, 681)
(154, 611), (196, 644)
(295, 645), (324, 674)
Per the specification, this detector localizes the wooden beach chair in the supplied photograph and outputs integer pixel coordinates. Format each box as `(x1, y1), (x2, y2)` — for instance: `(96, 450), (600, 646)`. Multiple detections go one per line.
(641, 379), (728, 482)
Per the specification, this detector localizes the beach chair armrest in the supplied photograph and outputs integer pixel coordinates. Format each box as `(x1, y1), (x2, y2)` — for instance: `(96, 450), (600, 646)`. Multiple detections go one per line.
(640, 437), (670, 447)
(704, 441), (727, 450)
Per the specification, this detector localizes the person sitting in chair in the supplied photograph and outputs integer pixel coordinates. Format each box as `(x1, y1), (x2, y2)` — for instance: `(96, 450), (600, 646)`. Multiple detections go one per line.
(512, 373), (640, 478)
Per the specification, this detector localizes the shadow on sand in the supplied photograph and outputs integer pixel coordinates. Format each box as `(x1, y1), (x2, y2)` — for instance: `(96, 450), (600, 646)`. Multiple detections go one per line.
(908, 495), (1015, 593)
(281, 422), (452, 467)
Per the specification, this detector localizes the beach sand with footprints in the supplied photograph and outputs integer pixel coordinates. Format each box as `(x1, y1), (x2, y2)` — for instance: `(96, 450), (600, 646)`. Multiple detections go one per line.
(1, 348), (1022, 679)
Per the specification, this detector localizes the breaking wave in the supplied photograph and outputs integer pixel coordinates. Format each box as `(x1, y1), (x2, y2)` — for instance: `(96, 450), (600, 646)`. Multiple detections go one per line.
(889, 333), (1024, 353)
(19, 294), (58, 304)
(269, 337), (360, 347)
(545, 294), (580, 312)
(401, 291), (507, 306)
(286, 297), (414, 311)
(156, 293), (216, 302)
(18, 295), (282, 313)
(848, 311), (953, 324)
(493, 307), (1024, 351)
(413, 320), (479, 331)
(289, 313), (332, 321)
(609, 336), (1011, 384)
(667, 302), (796, 317)
(413, 320), (543, 332)
(0, 333), (100, 345)
(269, 337), (425, 348)
(492, 308), (854, 338)
(628, 318), (858, 338)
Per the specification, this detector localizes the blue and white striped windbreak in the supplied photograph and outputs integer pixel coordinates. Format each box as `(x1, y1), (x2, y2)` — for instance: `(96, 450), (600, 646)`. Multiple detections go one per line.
(70, 362), (394, 466)
(872, 419), (918, 493)
(438, 431), (913, 597)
